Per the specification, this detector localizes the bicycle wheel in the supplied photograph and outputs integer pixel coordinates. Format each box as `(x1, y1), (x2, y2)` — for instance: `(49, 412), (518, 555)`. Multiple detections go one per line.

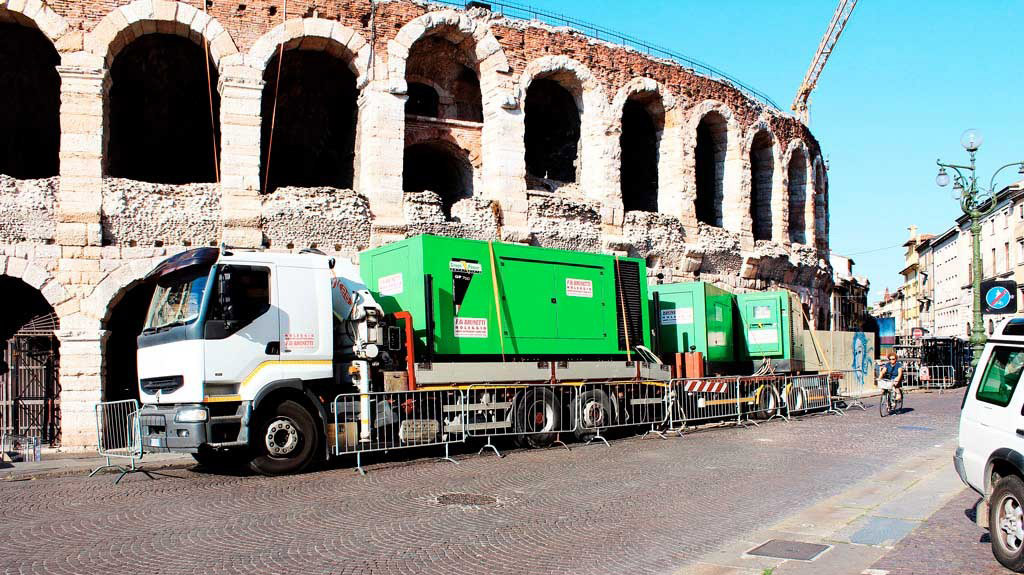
(879, 390), (889, 417)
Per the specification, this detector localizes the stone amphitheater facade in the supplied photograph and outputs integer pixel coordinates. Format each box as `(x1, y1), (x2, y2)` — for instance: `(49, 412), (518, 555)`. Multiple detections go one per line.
(0, 0), (832, 447)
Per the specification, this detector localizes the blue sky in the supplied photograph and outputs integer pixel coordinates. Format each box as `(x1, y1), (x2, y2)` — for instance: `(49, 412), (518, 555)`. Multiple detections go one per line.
(535, 0), (1023, 299)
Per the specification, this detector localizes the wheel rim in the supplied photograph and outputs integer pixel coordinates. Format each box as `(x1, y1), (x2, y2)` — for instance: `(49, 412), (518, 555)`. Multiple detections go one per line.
(265, 416), (301, 457)
(581, 400), (605, 429)
(998, 493), (1024, 553)
(527, 398), (556, 433)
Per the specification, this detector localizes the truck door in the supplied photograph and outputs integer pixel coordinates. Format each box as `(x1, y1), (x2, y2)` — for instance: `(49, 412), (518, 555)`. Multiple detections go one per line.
(203, 264), (280, 398)
(553, 264), (605, 340)
(742, 295), (783, 356)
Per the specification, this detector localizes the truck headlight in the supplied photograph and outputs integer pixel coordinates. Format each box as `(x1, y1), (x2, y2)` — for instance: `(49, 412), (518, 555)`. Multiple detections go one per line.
(175, 407), (209, 423)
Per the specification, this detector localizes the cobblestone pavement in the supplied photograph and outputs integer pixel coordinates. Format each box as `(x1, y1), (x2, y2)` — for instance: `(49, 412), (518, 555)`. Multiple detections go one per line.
(870, 487), (1014, 575)
(0, 392), (963, 575)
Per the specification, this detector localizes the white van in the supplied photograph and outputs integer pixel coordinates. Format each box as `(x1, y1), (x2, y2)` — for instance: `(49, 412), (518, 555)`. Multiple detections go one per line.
(956, 317), (1024, 572)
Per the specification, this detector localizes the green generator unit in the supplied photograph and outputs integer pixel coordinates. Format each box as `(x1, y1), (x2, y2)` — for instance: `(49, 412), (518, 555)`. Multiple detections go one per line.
(650, 282), (733, 363)
(359, 235), (650, 361)
(734, 290), (805, 370)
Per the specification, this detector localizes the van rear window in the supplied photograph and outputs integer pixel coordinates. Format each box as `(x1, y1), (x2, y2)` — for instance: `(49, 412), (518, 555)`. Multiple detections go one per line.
(976, 347), (1024, 407)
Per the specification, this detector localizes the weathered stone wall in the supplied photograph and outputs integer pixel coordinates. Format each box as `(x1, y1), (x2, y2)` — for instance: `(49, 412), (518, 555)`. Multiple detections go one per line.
(101, 178), (221, 246)
(0, 0), (835, 448)
(0, 176), (57, 243)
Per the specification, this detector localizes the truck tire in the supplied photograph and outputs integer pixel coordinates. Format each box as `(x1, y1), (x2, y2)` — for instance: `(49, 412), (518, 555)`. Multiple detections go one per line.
(515, 387), (561, 449)
(786, 386), (807, 416)
(990, 475), (1024, 572)
(570, 388), (613, 441)
(750, 384), (780, 420)
(249, 399), (319, 476)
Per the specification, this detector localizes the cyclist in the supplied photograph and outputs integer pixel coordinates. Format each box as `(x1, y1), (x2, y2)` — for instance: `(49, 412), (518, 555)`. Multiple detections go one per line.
(878, 353), (904, 389)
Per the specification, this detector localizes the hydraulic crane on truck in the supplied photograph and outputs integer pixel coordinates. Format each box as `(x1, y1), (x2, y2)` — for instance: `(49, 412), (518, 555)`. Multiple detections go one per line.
(792, 0), (858, 125)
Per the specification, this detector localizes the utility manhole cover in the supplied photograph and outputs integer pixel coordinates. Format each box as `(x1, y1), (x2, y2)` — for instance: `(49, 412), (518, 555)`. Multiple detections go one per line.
(436, 493), (497, 506)
(747, 539), (831, 561)
(897, 425), (933, 431)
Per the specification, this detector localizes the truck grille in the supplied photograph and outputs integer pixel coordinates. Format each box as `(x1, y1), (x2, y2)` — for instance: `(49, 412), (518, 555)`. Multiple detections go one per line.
(140, 375), (184, 395)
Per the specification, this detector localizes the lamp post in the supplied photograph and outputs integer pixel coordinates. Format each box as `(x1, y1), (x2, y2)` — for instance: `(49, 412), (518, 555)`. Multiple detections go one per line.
(935, 129), (1024, 367)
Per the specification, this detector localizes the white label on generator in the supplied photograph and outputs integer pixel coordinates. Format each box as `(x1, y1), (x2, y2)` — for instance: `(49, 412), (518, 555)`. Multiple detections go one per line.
(660, 308), (694, 325)
(714, 305), (724, 322)
(378, 273), (403, 296)
(708, 332), (726, 346)
(565, 278), (593, 298)
(753, 305), (772, 320)
(454, 317), (488, 338)
(748, 328), (778, 344)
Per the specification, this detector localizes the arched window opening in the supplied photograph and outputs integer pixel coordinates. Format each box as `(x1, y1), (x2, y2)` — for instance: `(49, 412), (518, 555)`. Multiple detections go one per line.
(0, 23), (59, 179)
(261, 49), (358, 193)
(403, 141), (473, 217)
(525, 78), (580, 185)
(108, 34), (220, 184)
(103, 282), (155, 403)
(406, 82), (440, 117)
(620, 97), (661, 213)
(749, 131), (774, 241)
(694, 112), (727, 226)
(0, 276), (54, 341)
(406, 35), (482, 122)
(788, 149), (808, 244)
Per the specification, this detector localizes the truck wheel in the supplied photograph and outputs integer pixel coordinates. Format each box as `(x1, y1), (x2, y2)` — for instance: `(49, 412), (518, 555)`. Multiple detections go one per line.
(990, 475), (1024, 572)
(249, 400), (319, 476)
(786, 386), (807, 416)
(192, 445), (246, 469)
(571, 389), (613, 441)
(515, 387), (561, 449)
(751, 384), (780, 420)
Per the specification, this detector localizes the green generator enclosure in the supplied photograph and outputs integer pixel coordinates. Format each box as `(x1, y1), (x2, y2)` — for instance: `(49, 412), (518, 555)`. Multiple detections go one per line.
(650, 282), (733, 362)
(735, 290), (803, 363)
(359, 235), (650, 360)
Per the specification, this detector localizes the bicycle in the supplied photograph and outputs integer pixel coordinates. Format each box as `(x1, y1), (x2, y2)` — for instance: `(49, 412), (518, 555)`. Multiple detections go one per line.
(878, 379), (904, 417)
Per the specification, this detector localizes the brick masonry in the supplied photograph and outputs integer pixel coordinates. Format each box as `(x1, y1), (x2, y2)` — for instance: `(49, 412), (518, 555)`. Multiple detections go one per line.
(0, 0), (833, 447)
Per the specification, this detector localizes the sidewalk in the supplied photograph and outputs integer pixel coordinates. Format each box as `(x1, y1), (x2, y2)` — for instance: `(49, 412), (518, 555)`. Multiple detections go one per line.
(1, 450), (192, 481)
(678, 439), (965, 575)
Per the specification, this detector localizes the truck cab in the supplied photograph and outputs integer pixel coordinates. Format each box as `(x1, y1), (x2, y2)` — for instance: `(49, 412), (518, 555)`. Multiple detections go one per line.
(135, 246), (389, 474)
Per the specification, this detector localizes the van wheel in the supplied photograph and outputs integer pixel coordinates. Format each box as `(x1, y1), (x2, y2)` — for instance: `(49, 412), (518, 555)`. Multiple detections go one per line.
(990, 475), (1024, 572)
(514, 387), (560, 449)
(249, 400), (318, 476)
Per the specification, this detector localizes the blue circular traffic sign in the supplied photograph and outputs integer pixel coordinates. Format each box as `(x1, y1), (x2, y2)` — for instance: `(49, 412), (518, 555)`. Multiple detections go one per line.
(987, 285), (1012, 310)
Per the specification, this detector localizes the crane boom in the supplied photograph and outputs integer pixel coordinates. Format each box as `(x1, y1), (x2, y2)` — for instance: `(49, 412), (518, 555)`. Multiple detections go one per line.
(792, 0), (857, 125)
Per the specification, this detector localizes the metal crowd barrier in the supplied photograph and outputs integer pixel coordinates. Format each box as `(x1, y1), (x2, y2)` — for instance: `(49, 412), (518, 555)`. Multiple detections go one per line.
(90, 399), (153, 484)
(784, 374), (840, 418)
(331, 388), (466, 474)
(918, 365), (957, 392)
(667, 376), (742, 433)
(737, 376), (786, 424)
(576, 381), (670, 445)
(464, 384), (578, 457)
(830, 370), (867, 411)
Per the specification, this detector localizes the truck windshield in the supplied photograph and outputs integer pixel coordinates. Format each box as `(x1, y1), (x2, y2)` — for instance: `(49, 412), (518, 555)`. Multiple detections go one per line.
(143, 269), (210, 333)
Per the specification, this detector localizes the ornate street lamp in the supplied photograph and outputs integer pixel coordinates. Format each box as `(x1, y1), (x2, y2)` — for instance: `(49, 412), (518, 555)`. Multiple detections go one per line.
(936, 129), (1024, 367)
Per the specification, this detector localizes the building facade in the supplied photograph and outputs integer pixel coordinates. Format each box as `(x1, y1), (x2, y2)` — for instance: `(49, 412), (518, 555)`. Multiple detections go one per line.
(830, 253), (869, 331)
(0, 0), (832, 447)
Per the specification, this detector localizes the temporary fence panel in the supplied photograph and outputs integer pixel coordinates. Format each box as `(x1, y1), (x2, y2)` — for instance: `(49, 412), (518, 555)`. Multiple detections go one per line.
(576, 381), (670, 444)
(1, 433), (41, 462)
(918, 365), (957, 390)
(90, 399), (151, 484)
(463, 384), (579, 455)
(668, 377), (742, 430)
(784, 375), (835, 417)
(332, 388), (466, 473)
(736, 376), (785, 422)
(830, 370), (867, 411)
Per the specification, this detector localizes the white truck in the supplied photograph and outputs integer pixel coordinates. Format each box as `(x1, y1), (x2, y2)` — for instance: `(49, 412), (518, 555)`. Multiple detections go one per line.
(136, 246), (394, 474)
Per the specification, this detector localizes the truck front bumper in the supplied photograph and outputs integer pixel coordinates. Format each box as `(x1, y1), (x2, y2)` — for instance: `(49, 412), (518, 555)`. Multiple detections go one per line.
(139, 404), (209, 453)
